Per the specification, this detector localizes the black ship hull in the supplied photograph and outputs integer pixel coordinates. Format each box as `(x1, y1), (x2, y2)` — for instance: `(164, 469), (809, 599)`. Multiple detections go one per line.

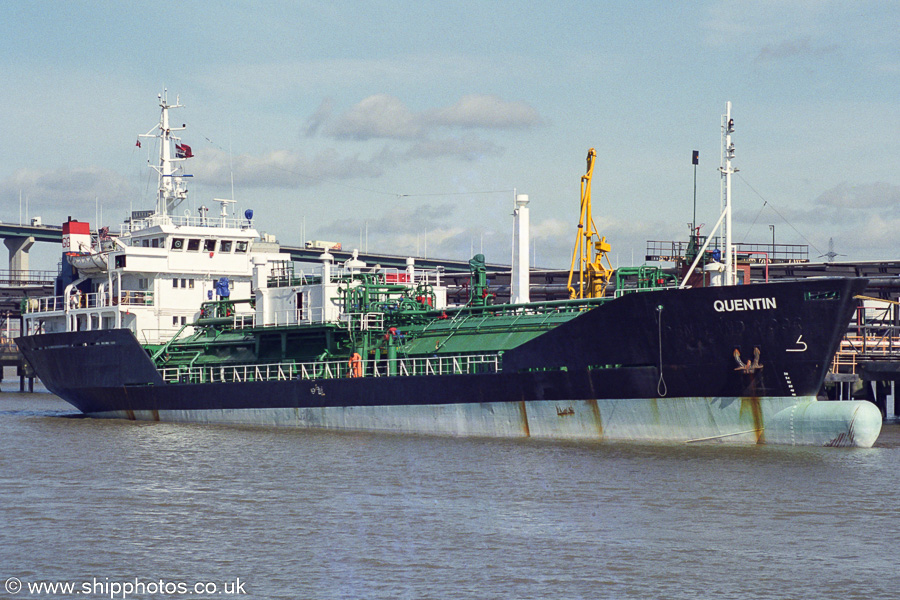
(18, 278), (882, 446)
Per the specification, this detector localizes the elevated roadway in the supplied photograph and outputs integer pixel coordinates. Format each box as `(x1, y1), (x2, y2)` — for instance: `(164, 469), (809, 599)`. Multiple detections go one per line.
(281, 246), (506, 273)
(0, 222), (63, 243)
(0, 223), (63, 272)
(0, 222), (507, 274)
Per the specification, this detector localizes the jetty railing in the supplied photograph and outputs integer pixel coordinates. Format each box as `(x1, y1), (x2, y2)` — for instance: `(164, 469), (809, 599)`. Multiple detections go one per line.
(158, 352), (501, 384)
(0, 269), (57, 286)
(645, 239), (809, 264)
(831, 328), (900, 376)
(0, 337), (18, 360)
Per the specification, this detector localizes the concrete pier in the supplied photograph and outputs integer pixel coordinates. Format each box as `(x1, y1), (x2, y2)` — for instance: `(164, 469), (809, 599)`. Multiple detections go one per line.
(4, 236), (35, 274)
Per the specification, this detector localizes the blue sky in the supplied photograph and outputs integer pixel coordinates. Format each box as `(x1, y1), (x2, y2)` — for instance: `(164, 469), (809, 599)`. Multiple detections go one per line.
(2, 1), (898, 269)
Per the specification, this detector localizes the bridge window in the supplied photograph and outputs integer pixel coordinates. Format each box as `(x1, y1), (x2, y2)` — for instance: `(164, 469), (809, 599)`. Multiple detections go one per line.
(204, 239), (216, 252)
(187, 239), (200, 251)
(235, 241), (248, 253)
(220, 240), (233, 253)
(171, 238), (185, 251)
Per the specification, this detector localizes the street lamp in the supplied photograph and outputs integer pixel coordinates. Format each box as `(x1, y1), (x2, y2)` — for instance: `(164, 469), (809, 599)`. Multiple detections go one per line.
(769, 225), (775, 261)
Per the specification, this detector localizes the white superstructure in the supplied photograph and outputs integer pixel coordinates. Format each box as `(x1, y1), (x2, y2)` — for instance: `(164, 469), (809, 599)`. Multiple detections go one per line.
(23, 92), (285, 344)
(23, 92), (453, 344)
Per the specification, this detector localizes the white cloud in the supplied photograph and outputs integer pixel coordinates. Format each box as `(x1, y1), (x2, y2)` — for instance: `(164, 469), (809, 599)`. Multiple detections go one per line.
(190, 148), (384, 188)
(530, 218), (570, 240)
(327, 94), (541, 141)
(322, 204), (456, 237)
(728, 181), (900, 261)
(329, 94), (422, 140)
(755, 37), (838, 62)
(428, 95), (541, 129)
(304, 97), (334, 137)
(314, 203), (475, 258)
(812, 182), (900, 211)
(0, 168), (136, 222)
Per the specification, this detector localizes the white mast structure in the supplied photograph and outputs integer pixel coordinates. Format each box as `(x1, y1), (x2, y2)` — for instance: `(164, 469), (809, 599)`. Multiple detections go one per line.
(721, 101), (736, 285)
(139, 90), (190, 220)
(679, 101), (738, 288)
(511, 193), (530, 304)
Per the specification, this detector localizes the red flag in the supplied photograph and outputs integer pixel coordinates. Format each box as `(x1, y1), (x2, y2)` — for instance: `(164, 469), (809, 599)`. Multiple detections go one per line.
(135, 139), (141, 148)
(175, 143), (193, 158)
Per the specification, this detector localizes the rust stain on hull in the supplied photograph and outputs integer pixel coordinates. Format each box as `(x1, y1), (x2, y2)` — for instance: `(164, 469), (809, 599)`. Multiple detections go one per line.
(519, 401), (530, 437)
(740, 397), (765, 444)
(825, 432), (850, 447)
(587, 398), (603, 437)
(556, 405), (575, 416)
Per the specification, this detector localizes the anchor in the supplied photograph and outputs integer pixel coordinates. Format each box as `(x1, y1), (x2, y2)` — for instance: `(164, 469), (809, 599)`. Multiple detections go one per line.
(733, 347), (763, 374)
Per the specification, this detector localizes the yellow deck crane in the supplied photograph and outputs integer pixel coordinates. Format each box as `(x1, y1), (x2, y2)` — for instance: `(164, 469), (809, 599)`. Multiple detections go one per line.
(567, 148), (613, 299)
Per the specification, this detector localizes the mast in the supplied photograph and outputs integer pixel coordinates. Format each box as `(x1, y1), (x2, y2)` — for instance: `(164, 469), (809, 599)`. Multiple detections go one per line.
(679, 102), (739, 289)
(721, 101), (736, 285)
(139, 90), (191, 219)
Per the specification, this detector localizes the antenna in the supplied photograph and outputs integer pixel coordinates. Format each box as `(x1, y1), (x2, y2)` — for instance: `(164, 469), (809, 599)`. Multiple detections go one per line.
(139, 91), (190, 219)
(692, 150), (699, 233)
(819, 238), (845, 262)
(213, 198), (236, 225)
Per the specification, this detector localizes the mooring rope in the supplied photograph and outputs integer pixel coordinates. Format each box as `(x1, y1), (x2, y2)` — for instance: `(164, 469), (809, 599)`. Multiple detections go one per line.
(657, 304), (667, 397)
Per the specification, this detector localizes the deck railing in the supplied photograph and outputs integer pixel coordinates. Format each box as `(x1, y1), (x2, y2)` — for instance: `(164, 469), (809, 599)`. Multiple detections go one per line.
(231, 307), (328, 329)
(120, 214), (250, 234)
(23, 291), (155, 313)
(159, 352), (501, 384)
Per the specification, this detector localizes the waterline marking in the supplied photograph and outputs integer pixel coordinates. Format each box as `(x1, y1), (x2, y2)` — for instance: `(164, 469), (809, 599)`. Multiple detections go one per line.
(4, 576), (247, 598)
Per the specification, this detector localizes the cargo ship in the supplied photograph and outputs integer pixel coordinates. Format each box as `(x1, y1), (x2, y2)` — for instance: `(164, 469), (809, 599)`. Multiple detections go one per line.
(17, 95), (882, 447)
